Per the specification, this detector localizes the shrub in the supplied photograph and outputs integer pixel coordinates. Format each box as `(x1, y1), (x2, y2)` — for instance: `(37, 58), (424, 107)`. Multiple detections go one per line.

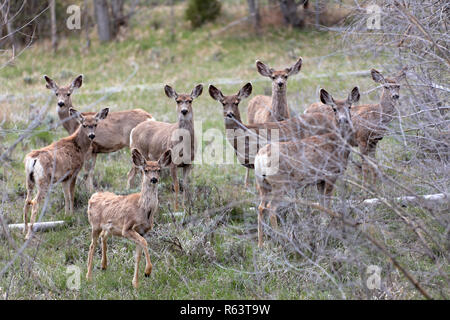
(185, 0), (221, 28)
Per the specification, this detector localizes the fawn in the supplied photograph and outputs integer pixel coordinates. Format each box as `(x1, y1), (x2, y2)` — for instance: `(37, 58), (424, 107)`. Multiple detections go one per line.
(305, 69), (404, 183)
(86, 148), (171, 289)
(254, 87), (360, 248)
(23, 108), (109, 239)
(44, 75), (154, 191)
(127, 84), (203, 210)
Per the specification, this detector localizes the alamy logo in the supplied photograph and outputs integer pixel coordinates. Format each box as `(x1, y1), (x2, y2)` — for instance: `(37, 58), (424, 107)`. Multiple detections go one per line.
(66, 5), (81, 30)
(367, 5), (381, 30)
(366, 265), (381, 290)
(66, 265), (81, 290)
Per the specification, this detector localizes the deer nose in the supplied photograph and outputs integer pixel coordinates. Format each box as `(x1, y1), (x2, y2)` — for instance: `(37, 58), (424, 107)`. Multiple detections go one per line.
(150, 177), (158, 184)
(277, 82), (284, 88)
(226, 112), (234, 118)
(58, 101), (65, 107)
(181, 109), (188, 115)
(88, 133), (95, 140)
(392, 94), (399, 100)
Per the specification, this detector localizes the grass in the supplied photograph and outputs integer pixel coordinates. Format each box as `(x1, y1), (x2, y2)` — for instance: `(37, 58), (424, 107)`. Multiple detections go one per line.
(0, 3), (447, 300)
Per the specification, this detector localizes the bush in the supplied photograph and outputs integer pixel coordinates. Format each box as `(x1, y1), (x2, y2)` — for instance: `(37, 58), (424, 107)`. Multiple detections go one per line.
(185, 0), (221, 28)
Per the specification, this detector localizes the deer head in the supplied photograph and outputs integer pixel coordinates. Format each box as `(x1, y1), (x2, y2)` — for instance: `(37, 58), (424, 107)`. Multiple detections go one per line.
(256, 57), (303, 91)
(165, 84), (203, 122)
(371, 69), (401, 101)
(209, 83), (253, 124)
(69, 107), (109, 141)
(44, 75), (83, 111)
(132, 148), (172, 185)
(320, 87), (360, 139)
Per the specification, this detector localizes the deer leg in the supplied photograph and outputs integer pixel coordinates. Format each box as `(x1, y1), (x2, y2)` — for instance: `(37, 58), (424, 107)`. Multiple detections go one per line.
(132, 246), (142, 289)
(62, 180), (71, 215)
(268, 199), (278, 230)
(317, 180), (326, 208)
(23, 177), (35, 235)
(245, 168), (251, 188)
(85, 151), (97, 192)
(122, 229), (152, 289)
(182, 166), (191, 209)
(86, 229), (101, 281)
(257, 200), (266, 249)
(170, 165), (179, 211)
(101, 234), (108, 270)
(322, 180), (335, 209)
(26, 184), (48, 239)
(126, 165), (137, 190)
(359, 142), (371, 185)
(367, 142), (379, 184)
(69, 174), (78, 214)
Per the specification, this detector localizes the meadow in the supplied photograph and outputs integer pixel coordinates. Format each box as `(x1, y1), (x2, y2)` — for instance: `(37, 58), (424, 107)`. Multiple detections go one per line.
(0, 2), (447, 299)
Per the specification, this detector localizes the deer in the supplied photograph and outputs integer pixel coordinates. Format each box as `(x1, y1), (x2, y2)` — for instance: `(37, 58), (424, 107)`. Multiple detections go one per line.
(254, 87), (360, 248)
(23, 108), (109, 240)
(44, 75), (155, 191)
(305, 69), (404, 183)
(86, 148), (171, 289)
(245, 58), (303, 185)
(127, 84), (203, 211)
(209, 83), (336, 186)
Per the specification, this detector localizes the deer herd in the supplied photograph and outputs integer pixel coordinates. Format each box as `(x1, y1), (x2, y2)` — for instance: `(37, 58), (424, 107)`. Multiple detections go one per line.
(21, 57), (404, 288)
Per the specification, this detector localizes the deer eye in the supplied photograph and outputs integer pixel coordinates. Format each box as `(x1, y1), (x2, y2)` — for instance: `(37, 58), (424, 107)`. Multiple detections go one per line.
(67, 93), (71, 97)
(82, 124), (87, 128)
(55, 93), (59, 97)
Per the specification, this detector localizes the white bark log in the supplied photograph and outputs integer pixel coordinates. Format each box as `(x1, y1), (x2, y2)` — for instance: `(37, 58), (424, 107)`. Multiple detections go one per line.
(362, 193), (448, 206)
(6, 221), (65, 232)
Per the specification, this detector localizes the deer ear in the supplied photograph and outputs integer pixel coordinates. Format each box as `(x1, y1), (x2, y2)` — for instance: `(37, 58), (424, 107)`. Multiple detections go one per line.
(371, 69), (385, 84)
(132, 149), (146, 168)
(44, 75), (57, 91)
(256, 60), (273, 77)
(95, 108), (109, 121)
(158, 149), (172, 167)
(320, 89), (334, 106)
(287, 57), (303, 76)
(209, 85), (224, 101)
(69, 108), (84, 124)
(164, 85), (177, 99)
(191, 84), (203, 99)
(237, 82), (252, 99)
(348, 87), (360, 105)
(70, 75), (83, 91)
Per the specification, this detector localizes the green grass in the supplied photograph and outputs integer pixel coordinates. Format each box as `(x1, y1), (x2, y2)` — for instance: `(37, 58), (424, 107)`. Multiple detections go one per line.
(0, 4), (447, 300)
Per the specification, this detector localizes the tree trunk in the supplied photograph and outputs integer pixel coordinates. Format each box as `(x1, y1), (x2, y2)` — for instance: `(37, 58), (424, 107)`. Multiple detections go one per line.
(247, 0), (261, 34)
(94, 0), (112, 42)
(110, 0), (125, 38)
(83, 0), (91, 51)
(50, 0), (58, 53)
(279, 0), (305, 28)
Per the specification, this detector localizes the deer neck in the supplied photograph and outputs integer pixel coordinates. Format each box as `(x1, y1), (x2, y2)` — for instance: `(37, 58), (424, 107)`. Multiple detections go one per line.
(379, 89), (396, 122)
(138, 180), (158, 217)
(58, 103), (79, 134)
(271, 85), (289, 120)
(73, 128), (93, 154)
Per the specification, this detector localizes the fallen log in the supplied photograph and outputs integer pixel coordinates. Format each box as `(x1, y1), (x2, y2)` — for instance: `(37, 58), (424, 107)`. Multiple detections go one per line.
(362, 193), (448, 207)
(6, 221), (65, 232)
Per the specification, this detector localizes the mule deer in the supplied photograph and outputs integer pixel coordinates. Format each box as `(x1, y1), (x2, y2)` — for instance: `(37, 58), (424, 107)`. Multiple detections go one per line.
(86, 148), (171, 289)
(44, 75), (154, 191)
(247, 57), (303, 123)
(127, 84), (203, 211)
(305, 69), (404, 183)
(23, 108), (109, 239)
(209, 83), (336, 186)
(241, 58), (301, 185)
(254, 87), (360, 248)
